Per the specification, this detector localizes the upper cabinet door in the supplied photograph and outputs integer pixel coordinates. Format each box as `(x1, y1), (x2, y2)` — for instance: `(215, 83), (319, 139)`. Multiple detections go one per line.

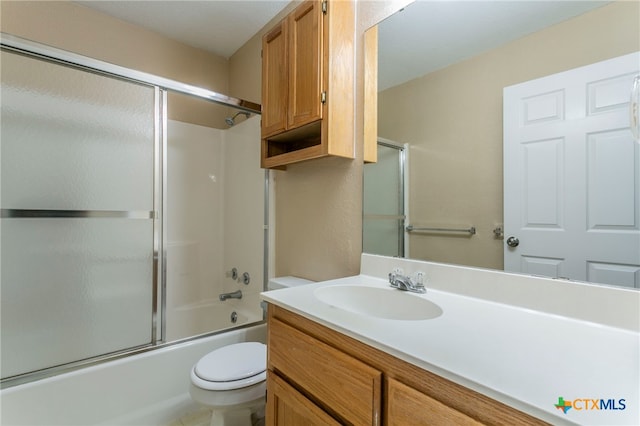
(261, 21), (288, 138)
(287, 1), (324, 129)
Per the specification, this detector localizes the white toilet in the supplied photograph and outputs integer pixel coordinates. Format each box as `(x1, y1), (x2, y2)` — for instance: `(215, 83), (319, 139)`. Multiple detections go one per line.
(189, 276), (313, 426)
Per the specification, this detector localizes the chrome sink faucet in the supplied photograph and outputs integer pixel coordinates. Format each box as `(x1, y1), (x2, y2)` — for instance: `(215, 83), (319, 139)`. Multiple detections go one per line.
(219, 290), (243, 301)
(389, 268), (426, 294)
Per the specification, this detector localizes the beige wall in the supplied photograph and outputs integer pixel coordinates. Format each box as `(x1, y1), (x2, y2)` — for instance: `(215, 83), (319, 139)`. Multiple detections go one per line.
(0, 0), (232, 128)
(378, 1), (640, 270)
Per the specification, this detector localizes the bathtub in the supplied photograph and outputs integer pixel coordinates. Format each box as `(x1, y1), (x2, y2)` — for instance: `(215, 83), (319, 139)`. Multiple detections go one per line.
(0, 323), (267, 426)
(166, 291), (264, 342)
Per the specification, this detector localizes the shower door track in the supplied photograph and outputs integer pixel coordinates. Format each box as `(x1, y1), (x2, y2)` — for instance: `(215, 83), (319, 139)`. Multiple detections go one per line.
(0, 33), (261, 114)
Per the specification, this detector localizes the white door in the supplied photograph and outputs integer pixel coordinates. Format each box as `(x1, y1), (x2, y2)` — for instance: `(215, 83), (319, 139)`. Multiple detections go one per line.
(504, 52), (640, 288)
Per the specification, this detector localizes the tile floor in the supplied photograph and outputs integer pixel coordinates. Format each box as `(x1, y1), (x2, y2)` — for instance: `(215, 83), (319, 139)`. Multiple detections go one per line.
(166, 406), (265, 426)
(166, 407), (213, 426)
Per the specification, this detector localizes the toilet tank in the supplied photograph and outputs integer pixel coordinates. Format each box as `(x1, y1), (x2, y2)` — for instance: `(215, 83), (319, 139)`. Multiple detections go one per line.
(267, 276), (314, 291)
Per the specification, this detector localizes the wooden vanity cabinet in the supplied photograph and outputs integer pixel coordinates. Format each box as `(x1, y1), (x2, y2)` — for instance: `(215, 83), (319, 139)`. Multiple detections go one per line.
(266, 304), (549, 426)
(261, 0), (355, 169)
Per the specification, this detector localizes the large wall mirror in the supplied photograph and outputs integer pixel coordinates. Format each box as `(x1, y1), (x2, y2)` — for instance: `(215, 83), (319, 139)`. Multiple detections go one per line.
(363, 0), (640, 288)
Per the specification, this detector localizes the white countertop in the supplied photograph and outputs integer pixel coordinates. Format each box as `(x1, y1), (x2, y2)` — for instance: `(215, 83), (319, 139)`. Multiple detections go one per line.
(261, 273), (639, 425)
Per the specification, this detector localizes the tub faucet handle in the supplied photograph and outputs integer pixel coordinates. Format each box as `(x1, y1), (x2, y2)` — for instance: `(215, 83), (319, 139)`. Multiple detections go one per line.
(227, 267), (239, 280)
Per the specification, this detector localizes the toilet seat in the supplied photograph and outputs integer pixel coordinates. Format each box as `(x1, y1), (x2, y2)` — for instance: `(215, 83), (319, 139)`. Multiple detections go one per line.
(191, 342), (267, 391)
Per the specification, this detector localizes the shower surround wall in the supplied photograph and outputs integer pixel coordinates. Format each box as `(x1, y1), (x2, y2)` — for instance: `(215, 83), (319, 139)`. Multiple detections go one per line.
(166, 116), (265, 341)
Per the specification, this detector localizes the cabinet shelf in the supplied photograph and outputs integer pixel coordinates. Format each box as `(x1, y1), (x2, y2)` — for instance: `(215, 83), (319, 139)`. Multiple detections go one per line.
(261, 121), (323, 168)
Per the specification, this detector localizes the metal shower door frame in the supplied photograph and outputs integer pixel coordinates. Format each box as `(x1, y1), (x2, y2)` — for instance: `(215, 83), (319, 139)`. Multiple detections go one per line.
(0, 33), (264, 388)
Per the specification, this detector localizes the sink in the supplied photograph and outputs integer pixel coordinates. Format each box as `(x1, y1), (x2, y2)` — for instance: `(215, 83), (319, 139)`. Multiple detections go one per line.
(314, 285), (443, 321)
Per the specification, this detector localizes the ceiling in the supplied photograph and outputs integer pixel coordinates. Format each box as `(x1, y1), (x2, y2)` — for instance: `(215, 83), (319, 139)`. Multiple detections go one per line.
(74, 1), (291, 59)
(378, 0), (610, 90)
(75, 0), (610, 89)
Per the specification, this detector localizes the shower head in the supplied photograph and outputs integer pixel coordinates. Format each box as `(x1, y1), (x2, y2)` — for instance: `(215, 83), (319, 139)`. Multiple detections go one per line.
(225, 111), (251, 126)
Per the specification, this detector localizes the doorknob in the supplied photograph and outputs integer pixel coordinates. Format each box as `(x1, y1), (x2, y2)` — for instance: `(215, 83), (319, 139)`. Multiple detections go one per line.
(506, 236), (520, 247)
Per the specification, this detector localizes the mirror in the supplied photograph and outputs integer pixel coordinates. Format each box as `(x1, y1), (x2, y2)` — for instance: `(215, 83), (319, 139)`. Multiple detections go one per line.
(364, 0), (640, 288)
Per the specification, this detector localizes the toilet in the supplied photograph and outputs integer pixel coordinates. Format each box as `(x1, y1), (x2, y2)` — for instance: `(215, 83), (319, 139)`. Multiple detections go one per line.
(189, 276), (313, 426)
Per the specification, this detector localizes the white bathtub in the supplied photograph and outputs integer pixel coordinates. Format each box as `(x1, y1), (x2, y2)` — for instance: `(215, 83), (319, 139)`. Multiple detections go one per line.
(0, 324), (266, 426)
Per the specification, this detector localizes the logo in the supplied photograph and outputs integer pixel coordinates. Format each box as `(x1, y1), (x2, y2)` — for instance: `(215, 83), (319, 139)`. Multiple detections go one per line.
(554, 396), (626, 414)
(555, 397), (572, 414)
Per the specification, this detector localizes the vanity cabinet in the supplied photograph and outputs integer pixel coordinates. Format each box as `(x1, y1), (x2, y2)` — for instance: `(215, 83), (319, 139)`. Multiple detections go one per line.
(266, 304), (549, 426)
(260, 0), (355, 169)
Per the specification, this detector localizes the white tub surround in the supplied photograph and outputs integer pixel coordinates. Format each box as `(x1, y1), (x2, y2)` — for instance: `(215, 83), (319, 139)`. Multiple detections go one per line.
(261, 254), (639, 426)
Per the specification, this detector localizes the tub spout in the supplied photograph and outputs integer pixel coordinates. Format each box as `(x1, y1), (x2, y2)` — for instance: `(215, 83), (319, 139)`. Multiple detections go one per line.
(219, 290), (242, 301)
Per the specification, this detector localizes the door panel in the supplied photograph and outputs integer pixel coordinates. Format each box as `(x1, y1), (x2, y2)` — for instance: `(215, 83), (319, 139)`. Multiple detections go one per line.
(522, 138), (563, 227)
(261, 22), (288, 138)
(1, 50), (156, 379)
(288, 1), (323, 129)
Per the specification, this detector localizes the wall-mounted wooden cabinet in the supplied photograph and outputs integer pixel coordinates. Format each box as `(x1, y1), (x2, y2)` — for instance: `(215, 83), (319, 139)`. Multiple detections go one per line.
(266, 305), (548, 425)
(261, 0), (355, 169)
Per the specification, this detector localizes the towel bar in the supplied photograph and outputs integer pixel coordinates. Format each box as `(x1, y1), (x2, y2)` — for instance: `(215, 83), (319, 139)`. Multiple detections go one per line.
(406, 225), (476, 235)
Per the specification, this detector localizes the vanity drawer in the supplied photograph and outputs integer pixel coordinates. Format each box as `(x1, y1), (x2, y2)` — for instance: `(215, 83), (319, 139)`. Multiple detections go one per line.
(268, 317), (382, 425)
(266, 371), (341, 425)
(386, 377), (483, 426)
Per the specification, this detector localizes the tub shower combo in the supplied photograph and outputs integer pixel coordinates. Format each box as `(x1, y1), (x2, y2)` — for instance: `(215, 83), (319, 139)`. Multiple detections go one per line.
(0, 34), (268, 389)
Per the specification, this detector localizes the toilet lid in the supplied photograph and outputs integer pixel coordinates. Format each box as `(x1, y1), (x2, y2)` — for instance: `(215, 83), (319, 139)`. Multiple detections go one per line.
(194, 342), (266, 383)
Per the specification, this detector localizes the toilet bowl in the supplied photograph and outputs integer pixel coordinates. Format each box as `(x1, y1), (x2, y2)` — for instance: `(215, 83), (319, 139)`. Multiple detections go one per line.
(189, 276), (313, 426)
(190, 342), (267, 426)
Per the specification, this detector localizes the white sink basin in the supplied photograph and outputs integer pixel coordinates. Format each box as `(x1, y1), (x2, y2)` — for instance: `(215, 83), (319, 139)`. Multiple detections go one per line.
(314, 285), (443, 321)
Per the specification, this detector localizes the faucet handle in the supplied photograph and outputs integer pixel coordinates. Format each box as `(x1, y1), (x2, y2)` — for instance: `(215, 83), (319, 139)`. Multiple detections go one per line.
(389, 267), (403, 284)
(412, 272), (426, 293)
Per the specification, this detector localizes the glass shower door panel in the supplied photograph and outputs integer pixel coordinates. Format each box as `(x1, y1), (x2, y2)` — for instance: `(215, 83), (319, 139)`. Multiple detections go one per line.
(0, 51), (156, 379)
(363, 144), (405, 257)
(363, 219), (404, 257)
(0, 51), (154, 210)
(0, 219), (153, 378)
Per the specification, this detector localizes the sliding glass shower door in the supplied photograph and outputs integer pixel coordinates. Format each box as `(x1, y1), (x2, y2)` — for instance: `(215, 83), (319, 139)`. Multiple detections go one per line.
(363, 141), (406, 257)
(0, 50), (159, 379)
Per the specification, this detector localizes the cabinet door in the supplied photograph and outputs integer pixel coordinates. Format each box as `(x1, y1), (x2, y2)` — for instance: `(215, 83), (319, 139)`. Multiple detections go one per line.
(386, 378), (483, 426)
(287, 0), (323, 129)
(262, 20), (288, 138)
(266, 371), (341, 426)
